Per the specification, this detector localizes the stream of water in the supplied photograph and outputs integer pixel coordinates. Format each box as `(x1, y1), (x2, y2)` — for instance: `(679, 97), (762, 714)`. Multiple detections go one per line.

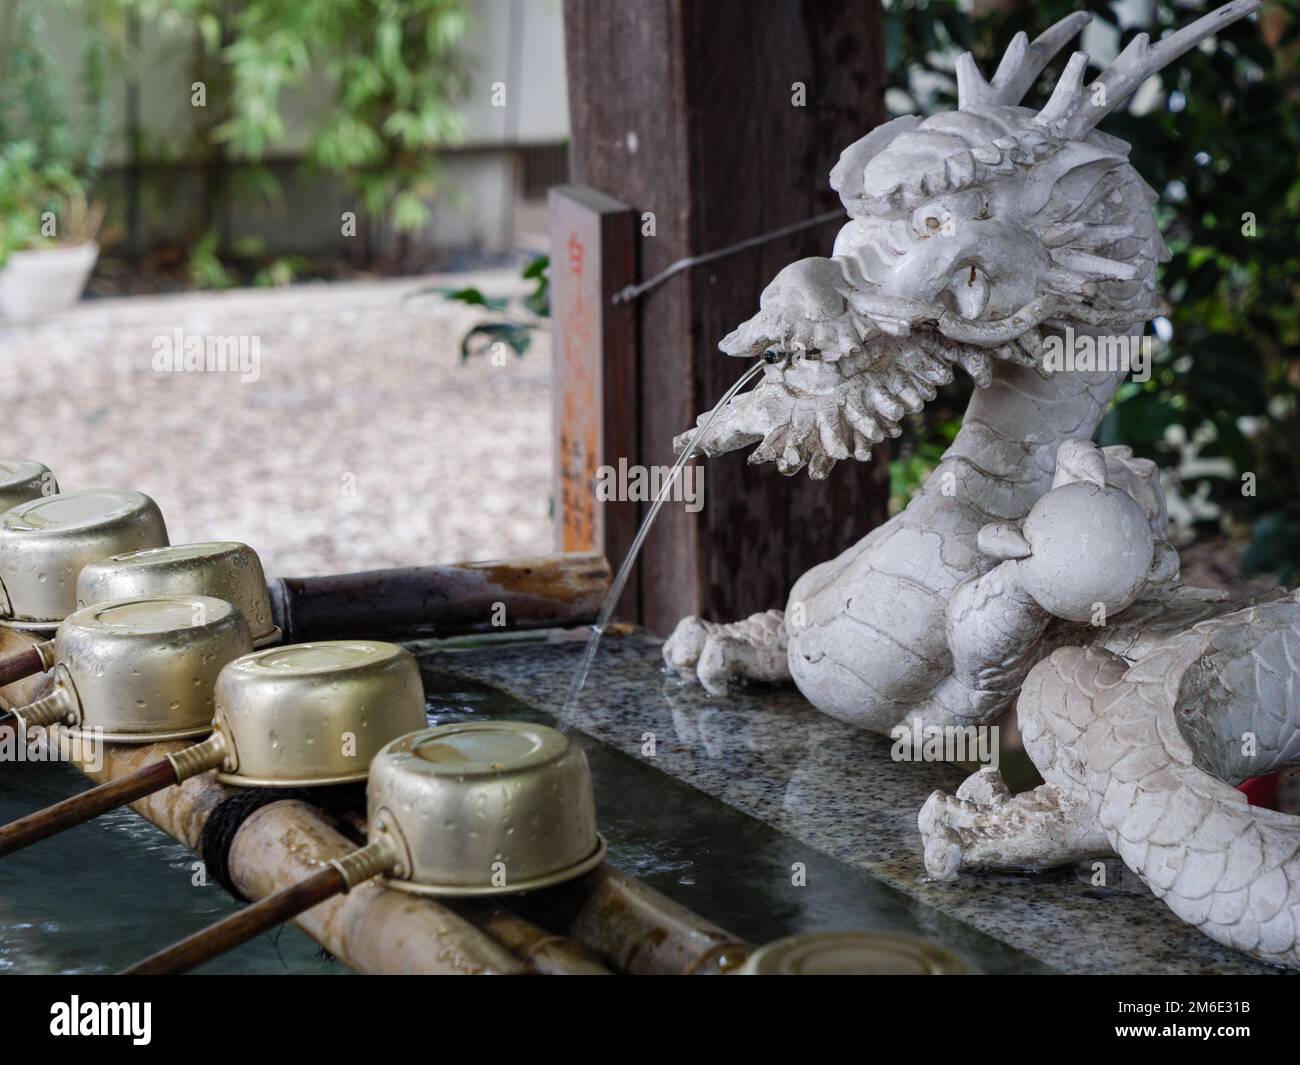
(559, 359), (767, 725)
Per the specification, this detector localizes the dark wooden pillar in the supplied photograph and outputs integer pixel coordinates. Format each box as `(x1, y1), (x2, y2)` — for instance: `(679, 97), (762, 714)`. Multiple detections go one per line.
(562, 0), (890, 635)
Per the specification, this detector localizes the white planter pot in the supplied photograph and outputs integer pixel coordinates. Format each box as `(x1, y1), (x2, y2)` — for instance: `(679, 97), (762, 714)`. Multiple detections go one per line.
(0, 242), (99, 323)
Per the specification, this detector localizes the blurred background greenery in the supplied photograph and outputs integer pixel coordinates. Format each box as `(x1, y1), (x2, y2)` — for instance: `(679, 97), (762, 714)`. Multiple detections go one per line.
(0, 0), (542, 287)
(883, 0), (1300, 588)
(2, 0), (1296, 584)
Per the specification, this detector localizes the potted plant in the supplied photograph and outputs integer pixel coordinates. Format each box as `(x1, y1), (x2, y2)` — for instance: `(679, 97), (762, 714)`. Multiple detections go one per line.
(0, 141), (103, 322)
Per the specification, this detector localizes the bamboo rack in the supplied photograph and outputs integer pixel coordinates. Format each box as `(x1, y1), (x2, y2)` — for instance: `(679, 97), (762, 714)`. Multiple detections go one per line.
(0, 623), (752, 975)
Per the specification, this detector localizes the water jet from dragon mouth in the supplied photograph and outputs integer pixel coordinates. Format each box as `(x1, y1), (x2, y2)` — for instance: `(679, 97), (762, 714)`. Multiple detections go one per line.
(561, 359), (769, 722)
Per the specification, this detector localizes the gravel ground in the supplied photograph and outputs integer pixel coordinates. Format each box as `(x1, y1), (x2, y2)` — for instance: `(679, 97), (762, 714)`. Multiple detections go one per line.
(1, 273), (554, 577)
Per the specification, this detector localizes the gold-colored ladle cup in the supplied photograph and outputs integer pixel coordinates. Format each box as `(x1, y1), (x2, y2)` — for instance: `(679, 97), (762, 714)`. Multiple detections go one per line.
(0, 488), (169, 686)
(121, 721), (606, 975)
(0, 489), (169, 627)
(731, 932), (968, 975)
(0, 595), (253, 852)
(3, 595), (251, 744)
(0, 458), (56, 515)
(0, 639), (426, 858)
(0, 539), (277, 691)
(76, 541), (281, 647)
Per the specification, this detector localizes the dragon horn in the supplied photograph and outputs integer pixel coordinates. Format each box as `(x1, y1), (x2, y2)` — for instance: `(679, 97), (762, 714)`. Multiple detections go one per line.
(957, 11), (1092, 109)
(1044, 0), (1262, 139)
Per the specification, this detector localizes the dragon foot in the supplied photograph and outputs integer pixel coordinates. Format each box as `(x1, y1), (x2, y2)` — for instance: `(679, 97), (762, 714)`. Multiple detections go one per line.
(919, 772), (1111, 881)
(663, 609), (790, 695)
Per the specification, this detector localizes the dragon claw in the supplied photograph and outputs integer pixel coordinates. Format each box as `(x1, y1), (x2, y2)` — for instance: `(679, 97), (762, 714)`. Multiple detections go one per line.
(663, 610), (791, 694)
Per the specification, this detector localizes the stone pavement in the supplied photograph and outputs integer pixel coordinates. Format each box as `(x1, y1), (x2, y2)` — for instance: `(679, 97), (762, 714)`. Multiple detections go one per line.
(1, 272), (553, 577)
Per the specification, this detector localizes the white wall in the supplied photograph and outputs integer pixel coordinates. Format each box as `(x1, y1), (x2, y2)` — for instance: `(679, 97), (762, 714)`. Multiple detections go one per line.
(33, 0), (569, 253)
(457, 0), (570, 147)
(39, 0), (567, 162)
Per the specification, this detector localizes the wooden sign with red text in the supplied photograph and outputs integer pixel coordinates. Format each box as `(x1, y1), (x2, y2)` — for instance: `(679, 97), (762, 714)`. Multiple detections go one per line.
(548, 186), (637, 608)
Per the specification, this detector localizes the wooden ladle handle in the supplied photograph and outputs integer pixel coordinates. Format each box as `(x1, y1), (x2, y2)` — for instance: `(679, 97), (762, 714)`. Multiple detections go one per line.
(122, 839), (397, 974)
(0, 758), (178, 857)
(0, 641), (54, 689)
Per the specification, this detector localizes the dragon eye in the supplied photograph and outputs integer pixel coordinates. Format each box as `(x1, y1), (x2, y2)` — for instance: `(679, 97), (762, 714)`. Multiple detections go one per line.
(950, 265), (989, 319)
(911, 204), (952, 239)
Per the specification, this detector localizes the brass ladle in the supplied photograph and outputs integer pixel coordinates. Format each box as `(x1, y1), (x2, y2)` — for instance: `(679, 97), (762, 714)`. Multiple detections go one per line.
(0, 458), (56, 514)
(0, 595), (252, 846)
(122, 721), (606, 974)
(0, 636), (426, 857)
(0, 488), (169, 686)
(1, 595), (250, 742)
(0, 540), (278, 690)
(732, 932), (968, 975)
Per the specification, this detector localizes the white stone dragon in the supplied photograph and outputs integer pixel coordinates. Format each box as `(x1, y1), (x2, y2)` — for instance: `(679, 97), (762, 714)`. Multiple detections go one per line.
(662, 1), (1300, 968)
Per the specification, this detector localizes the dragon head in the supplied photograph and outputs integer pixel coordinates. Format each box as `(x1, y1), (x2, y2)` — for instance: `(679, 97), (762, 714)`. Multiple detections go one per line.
(677, 1), (1261, 479)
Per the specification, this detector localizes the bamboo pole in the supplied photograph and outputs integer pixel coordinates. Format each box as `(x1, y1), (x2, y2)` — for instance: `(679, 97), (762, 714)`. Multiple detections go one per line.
(120, 831), (624, 976)
(446, 899), (613, 976)
(268, 552), (611, 641)
(110, 771), (524, 975)
(0, 554), (610, 684)
(329, 810), (617, 976)
(123, 863), (349, 975)
(513, 863), (754, 975)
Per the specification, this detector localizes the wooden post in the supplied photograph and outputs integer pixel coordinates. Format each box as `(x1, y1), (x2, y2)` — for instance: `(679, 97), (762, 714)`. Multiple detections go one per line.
(549, 186), (639, 617)
(561, 0), (891, 635)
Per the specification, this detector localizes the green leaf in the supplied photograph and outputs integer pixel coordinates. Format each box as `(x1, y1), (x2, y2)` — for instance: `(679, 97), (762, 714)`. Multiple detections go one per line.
(391, 190), (433, 233)
(196, 13), (221, 54)
(420, 286), (510, 311)
(460, 322), (535, 362)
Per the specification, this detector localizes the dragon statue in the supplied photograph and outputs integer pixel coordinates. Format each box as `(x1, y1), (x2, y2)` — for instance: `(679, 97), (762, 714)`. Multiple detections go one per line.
(661, 1), (1300, 969)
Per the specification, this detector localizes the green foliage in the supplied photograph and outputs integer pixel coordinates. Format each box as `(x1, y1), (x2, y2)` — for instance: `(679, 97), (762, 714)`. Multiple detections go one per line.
(520, 253), (549, 318)
(188, 0), (471, 234)
(889, 417), (960, 516)
(186, 229), (309, 288)
(432, 286), (511, 311)
(0, 1), (114, 177)
(0, 141), (101, 265)
(185, 228), (235, 289)
(253, 255), (309, 288)
(2, 0), (471, 278)
(420, 255), (550, 362)
(883, 0), (1300, 580)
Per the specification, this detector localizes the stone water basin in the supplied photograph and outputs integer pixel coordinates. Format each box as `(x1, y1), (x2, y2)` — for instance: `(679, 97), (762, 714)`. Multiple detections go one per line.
(0, 628), (1281, 973)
